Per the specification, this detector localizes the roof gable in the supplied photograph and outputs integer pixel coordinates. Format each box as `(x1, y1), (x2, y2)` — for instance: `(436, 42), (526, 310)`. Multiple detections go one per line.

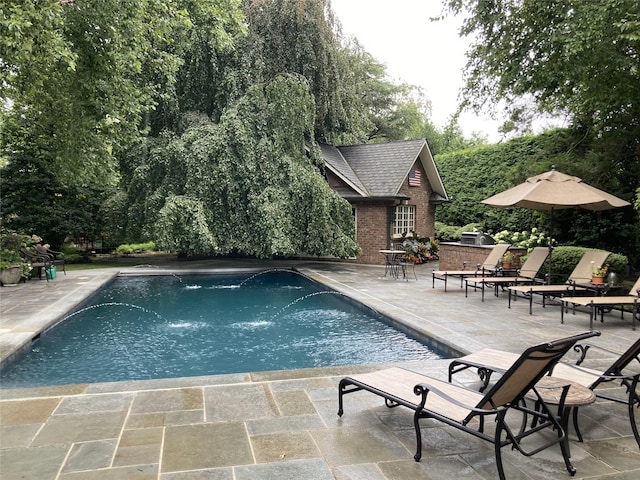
(317, 144), (368, 196)
(321, 139), (448, 201)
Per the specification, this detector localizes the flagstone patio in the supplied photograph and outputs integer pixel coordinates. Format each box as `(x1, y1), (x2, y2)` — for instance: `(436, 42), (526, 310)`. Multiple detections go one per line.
(1, 258), (638, 479)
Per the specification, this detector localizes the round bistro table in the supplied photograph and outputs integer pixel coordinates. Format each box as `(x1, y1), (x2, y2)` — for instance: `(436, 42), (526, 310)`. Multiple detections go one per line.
(527, 376), (596, 457)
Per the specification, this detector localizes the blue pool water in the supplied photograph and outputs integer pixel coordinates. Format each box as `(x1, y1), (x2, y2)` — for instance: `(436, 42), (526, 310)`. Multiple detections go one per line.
(0, 270), (444, 387)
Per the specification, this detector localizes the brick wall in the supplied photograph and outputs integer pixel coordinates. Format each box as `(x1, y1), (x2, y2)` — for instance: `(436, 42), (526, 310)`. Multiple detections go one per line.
(326, 162), (437, 265)
(397, 162), (435, 239)
(354, 202), (393, 265)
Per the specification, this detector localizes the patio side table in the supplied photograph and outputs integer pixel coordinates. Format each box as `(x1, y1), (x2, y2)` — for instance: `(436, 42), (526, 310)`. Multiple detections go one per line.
(527, 376), (596, 457)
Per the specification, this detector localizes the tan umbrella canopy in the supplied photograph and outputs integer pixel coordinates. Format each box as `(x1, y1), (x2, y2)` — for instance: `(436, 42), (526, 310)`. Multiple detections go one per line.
(482, 168), (631, 211)
(482, 167), (630, 281)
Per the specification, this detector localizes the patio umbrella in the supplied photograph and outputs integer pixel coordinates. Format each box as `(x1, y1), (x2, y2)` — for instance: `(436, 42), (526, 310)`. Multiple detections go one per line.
(482, 167), (630, 281)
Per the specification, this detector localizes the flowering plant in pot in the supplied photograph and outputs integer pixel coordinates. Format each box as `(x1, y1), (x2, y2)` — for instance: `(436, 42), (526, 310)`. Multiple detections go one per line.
(0, 231), (35, 284)
(501, 251), (515, 268)
(591, 263), (609, 284)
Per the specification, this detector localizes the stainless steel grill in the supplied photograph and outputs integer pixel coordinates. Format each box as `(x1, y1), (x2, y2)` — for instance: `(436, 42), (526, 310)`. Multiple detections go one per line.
(460, 231), (496, 246)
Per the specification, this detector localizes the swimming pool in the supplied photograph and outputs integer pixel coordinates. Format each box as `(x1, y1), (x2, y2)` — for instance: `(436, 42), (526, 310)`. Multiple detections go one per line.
(0, 270), (445, 388)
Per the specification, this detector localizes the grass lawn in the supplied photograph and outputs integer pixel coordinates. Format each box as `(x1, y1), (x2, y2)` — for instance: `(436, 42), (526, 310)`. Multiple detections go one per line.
(64, 262), (135, 271)
(63, 251), (176, 271)
(65, 258), (154, 271)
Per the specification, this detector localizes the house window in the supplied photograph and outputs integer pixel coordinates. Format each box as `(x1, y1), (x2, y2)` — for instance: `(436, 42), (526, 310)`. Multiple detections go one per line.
(393, 205), (415, 236)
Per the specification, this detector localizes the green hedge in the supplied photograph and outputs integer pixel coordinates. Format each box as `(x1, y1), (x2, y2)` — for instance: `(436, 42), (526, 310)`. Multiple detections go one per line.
(115, 241), (156, 255)
(433, 128), (639, 269)
(434, 221), (483, 242)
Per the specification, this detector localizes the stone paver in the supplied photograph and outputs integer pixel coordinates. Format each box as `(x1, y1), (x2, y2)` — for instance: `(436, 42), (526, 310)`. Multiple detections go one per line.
(1, 258), (639, 479)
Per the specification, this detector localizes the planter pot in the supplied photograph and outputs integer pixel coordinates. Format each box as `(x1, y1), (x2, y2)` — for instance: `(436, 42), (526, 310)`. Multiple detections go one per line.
(0, 266), (22, 286)
(591, 275), (604, 285)
(502, 262), (512, 269)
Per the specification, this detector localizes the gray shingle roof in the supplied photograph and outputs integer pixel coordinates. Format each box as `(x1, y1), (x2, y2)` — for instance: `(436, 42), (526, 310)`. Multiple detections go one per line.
(321, 139), (448, 201)
(317, 144), (368, 196)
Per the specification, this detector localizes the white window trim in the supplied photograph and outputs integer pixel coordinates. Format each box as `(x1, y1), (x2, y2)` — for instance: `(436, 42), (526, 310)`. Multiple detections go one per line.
(393, 204), (415, 237)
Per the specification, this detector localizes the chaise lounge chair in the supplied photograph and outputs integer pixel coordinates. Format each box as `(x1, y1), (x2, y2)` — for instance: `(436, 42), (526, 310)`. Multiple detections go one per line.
(508, 250), (611, 314)
(465, 247), (550, 301)
(559, 277), (640, 331)
(432, 243), (510, 291)
(338, 331), (598, 479)
(448, 336), (640, 449)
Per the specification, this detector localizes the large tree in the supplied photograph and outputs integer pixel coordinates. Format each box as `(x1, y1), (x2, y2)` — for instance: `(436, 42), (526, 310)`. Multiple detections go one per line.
(445, 0), (640, 137)
(442, 0), (639, 257)
(1, 0), (245, 185)
(122, 74), (359, 258)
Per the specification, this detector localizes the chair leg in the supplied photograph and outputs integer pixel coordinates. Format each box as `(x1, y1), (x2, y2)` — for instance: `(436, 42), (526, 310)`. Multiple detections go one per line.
(628, 377), (640, 448)
(413, 411), (423, 461)
(494, 411), (507, 480)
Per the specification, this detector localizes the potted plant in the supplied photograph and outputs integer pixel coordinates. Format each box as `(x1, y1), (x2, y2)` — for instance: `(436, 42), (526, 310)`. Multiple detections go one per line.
(501, 251), (515, 269)
(0, 231), (35, 286)
(591, 263), (609, 284)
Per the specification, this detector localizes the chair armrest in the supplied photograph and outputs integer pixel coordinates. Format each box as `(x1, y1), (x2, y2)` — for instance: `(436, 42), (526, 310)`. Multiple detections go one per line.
(20, 250), (50, 263)
(559, 361), (639, 381)
(572, 342), (632, 365)
(414, 382), (503, 415)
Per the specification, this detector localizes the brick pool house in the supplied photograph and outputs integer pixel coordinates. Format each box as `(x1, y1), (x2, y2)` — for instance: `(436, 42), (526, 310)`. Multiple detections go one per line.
(319, 139), (449, 265)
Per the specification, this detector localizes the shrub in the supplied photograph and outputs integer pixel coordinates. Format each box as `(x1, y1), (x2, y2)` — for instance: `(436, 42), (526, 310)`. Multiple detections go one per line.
(399, 232), (438, 263)
(491, 227), (549, 249)
(115, 241), (156, 255)
(60, 245), (91, 264)
(434, 222), (483, 242)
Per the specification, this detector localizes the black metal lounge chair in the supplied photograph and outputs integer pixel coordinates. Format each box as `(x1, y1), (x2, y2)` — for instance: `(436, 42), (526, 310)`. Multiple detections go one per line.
(432, 243), (510, 291)
(508, 250), (610, 314)
(448, 335), (639, 449)
(338, 331), (598, 479)
(35, 244), (66, 275)
(559, 277), (640, 331)
(465, 247), (550, 301)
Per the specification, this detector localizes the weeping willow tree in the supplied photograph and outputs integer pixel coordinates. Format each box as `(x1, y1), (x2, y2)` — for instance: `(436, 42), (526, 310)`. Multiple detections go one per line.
(128, 74), (359, 258)
(110, 0), (457, 255)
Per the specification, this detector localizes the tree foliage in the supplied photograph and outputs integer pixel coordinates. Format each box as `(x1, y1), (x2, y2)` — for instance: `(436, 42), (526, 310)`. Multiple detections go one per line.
(109, 0), (457, 257)
(1, 0), (245, 185)
(445, 0), (640, 137)
(439, 0), (640, 267)
(0, 148), (106, 248)
(435, 128), (639, 267)
(1, 0), (476, 258)
(119, 74), (359, 258)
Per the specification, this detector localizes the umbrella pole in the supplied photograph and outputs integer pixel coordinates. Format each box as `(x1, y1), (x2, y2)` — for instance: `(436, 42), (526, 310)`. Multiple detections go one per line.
(547, 208), (554, 284)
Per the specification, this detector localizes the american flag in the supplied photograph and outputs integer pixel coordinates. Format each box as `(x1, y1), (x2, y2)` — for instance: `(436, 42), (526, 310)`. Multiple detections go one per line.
(408, 169), (421, 187)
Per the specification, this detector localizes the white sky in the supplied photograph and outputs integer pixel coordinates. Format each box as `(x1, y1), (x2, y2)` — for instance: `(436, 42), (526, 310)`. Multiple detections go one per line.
(331, 0), (504, 142)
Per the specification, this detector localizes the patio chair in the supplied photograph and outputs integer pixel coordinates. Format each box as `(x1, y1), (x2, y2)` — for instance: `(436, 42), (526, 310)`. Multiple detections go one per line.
(35, 244), (66, 275)
(338, 331), (598, 479)
(559, 277), (640, 331)
(390, 243), (418, 281)
(20, 247), (52, 281)
(508, 250), (611, 314)
(465, 247), (550, 301)
(432, 243), (510, 291)
(448, 336), (640, 449)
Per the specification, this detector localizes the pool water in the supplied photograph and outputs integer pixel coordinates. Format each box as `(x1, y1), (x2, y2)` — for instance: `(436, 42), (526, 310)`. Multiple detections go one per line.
(0, 270), (444, 388)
